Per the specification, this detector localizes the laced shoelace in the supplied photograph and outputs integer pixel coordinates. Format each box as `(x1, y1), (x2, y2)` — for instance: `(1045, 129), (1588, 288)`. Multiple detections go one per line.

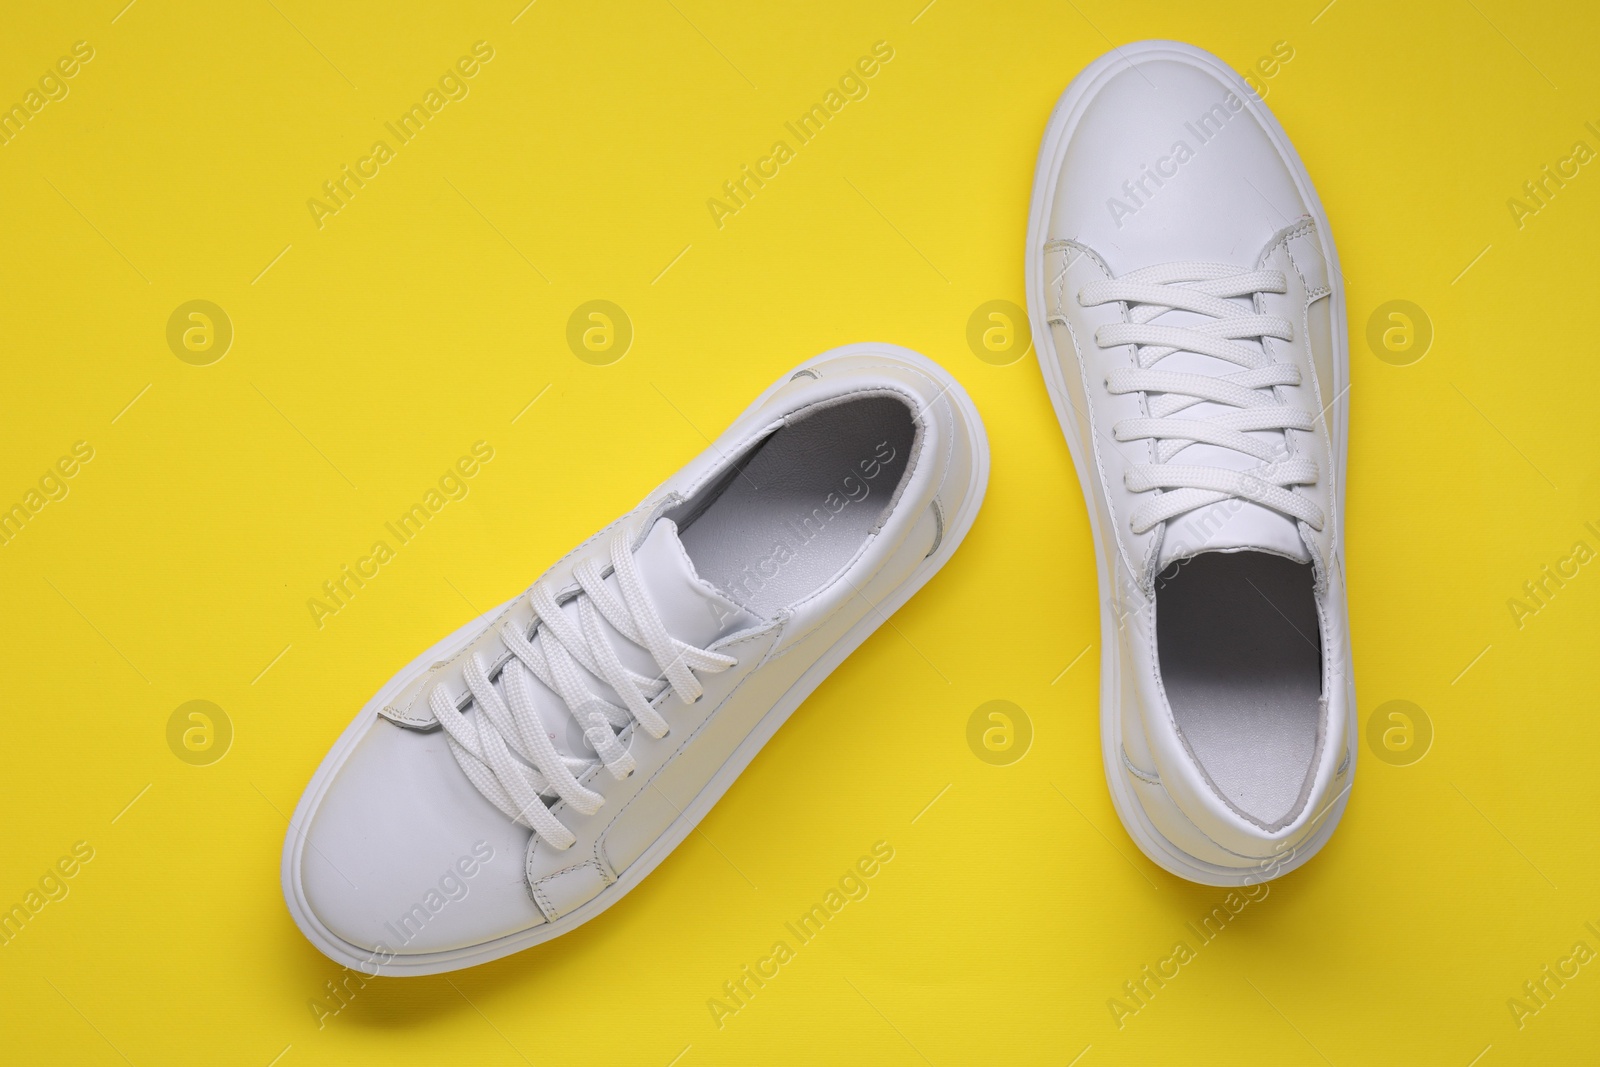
(1079, 262), (1324, 535)
(432, 529), (737, 850)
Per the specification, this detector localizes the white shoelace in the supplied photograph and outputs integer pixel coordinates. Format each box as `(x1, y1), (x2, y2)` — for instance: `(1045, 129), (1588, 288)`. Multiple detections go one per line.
(432, 529), (737, 850)
(1080, 262), (1324, 535)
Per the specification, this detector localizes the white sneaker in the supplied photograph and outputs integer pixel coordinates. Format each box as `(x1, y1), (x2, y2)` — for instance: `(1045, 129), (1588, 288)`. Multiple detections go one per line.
(1026, 41), (1355, 885)
(281, 344), (988, 973)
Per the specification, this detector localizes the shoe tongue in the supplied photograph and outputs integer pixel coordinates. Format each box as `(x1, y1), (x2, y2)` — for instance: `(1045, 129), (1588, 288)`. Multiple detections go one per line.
(632, 518), (763, 646)
(1157, 501), (1310, 569)
(521, 518), (761, 761)
(1142, 303), (1311, 570)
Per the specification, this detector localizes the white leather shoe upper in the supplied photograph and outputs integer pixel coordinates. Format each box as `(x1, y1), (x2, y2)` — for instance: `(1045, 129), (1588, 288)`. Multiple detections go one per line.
(283, 344), (988, 972)
(1027, 41), (1355, 884)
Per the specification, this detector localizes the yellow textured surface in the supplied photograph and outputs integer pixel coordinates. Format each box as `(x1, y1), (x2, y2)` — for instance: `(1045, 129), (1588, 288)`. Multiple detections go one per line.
(2, 1), (1598, 1064)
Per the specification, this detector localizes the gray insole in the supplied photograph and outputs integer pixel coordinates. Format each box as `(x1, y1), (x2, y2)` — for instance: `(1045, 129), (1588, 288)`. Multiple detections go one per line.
(678, 396), (915, 617)
(1155, 551), (1322, 827)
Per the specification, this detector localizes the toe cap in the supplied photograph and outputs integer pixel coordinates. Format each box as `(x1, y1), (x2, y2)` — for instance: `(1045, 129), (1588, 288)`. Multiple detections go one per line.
(295, 717), (543, 957)
(1050, 45), (1310, 271)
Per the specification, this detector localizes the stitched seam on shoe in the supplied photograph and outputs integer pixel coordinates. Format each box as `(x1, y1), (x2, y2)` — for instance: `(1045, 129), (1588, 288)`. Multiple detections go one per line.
(529, 881), (557, 922)
(537, 860), (591, 883)
(382, 602), (517, 724)
(588, 629), (779, 869)
(1253, 271), (1324, 578)
(586, 627), (782, 870)
(1273, 221), (1339, 562)
(1048, 241), (1146, 585)
(1122, 746), (1160, 784)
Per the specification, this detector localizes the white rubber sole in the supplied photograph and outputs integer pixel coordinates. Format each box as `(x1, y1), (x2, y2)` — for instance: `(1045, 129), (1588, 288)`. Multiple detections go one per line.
(281, 343), (991, 973)
(1024, 41), (1355, 886)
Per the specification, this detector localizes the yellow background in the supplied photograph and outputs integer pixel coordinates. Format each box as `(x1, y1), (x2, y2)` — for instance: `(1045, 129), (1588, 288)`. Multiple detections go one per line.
(3, 0), (1598, 1063)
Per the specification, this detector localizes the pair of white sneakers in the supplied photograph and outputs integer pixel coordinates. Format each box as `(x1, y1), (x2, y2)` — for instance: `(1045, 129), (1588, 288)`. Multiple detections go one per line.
(282, 41), (1355, 975)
